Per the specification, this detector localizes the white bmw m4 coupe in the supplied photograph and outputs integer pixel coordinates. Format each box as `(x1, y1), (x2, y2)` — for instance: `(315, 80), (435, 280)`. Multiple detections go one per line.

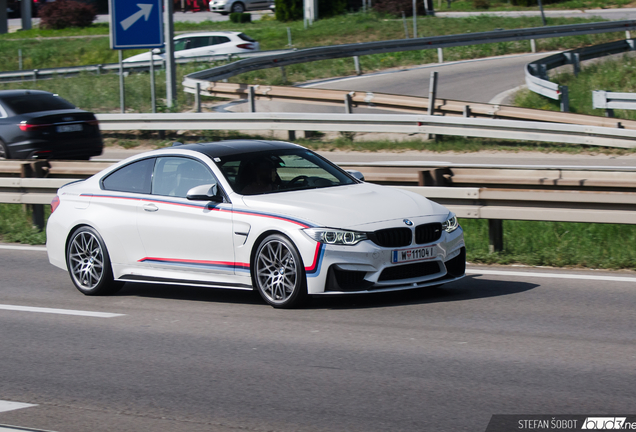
(46, 140), (465, 308)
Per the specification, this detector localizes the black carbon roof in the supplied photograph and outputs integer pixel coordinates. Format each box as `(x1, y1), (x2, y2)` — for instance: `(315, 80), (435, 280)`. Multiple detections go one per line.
(174, 140), (304, 158)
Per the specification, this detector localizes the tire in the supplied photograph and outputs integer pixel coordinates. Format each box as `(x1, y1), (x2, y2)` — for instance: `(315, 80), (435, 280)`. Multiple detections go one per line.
(0, 140), (9, 160)
(253, 234), (307, 308)
(230, 2), (245, 13)
(66, 226), (123, 296)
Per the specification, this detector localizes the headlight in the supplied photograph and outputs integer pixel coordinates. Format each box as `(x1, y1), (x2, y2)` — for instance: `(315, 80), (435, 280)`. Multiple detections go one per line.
(442, 213), (459, 233)
(303, 228), (367, 246)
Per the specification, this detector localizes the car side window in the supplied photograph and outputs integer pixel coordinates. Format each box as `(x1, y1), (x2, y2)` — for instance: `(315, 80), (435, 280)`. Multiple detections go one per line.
(190, 36), (212, 49)
(152, 157), (217, 198)
(212, 36), (231, 45)
(102, 158), (155, 194)
(174, 38), (190, 51)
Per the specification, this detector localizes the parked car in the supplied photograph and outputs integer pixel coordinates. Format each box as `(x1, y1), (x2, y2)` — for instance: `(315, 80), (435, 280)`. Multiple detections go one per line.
(7, 0), (53, 18)
(208, 0), (273, 15)
(46, 140), (466, 308)
(0, 90), (103, 160)
(123, 32), (260, 63)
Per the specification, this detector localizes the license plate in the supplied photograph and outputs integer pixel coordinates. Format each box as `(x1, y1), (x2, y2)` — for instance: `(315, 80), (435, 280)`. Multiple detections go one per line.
(391, 246), (436, 264)
(56, 124), (83, 133)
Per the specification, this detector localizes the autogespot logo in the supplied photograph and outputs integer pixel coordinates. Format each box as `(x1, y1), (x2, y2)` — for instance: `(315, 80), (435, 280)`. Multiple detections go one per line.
(582, 417), (633, 430)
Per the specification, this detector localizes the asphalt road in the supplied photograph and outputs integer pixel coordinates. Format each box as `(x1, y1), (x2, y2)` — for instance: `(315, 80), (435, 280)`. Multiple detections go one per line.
(1, 247), (635, 432)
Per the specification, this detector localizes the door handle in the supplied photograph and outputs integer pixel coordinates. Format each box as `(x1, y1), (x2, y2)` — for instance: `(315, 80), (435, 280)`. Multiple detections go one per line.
(143, 203), (158, 212)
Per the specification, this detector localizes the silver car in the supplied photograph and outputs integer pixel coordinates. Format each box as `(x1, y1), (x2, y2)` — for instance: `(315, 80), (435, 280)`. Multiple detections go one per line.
(209, 0), (273, 14)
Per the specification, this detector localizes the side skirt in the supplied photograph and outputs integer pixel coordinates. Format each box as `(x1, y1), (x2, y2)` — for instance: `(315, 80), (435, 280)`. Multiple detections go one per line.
(117, 274), (254, 291)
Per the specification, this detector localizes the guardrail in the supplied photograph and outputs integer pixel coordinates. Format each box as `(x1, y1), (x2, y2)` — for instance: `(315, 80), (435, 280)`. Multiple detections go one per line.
(593, 90), (636, 117)
(0, 49), (294, 83)
(198, 82), (636, 130)
(3, 160), (636, 252)
(183, 20), (636, 90)
(94, 112), (636, 148)
(526, 38), (636, 110)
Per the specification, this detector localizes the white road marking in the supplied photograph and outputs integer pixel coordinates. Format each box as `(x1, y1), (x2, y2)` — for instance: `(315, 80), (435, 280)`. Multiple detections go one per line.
(0, 400), (37, 413)
(0, 305), (124, 318)
(467, 269), (636, 283)
(0, 245), (46, 252)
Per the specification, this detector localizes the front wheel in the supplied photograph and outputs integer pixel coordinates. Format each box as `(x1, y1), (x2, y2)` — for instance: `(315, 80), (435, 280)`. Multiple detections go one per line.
(66, 226), (123, 296)
(253, 234), (307, 308)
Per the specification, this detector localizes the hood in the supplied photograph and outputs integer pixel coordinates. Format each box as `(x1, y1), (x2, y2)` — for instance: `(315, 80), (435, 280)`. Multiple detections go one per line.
(239, 183), (449, 229)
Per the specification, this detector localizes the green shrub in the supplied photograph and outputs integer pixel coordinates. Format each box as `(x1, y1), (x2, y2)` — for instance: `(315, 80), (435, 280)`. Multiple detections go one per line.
(511, 0), (567, 5)
(39, 0), (97, 30)
(372, 0), (426, 17)
(319, 0), (347, 18)
(275, 0), (303, 21)
(230, 12), (252, 23)
(473, 0), (490, 9)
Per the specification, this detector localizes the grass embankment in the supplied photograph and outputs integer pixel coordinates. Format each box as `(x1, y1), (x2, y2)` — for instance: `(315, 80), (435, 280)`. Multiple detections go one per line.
(0, 205), (48, 244)
(0, 13), (627, 112)
(434, 0), (634, 11)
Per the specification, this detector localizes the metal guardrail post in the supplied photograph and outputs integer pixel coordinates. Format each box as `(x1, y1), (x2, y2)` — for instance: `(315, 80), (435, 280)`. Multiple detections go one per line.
(437, 48), (444, 63)
(345, 93), (353, 114)
(402, 12), (409, 39)
(560, 85), (569, 112)
(280, 67), (287, 83)
(531, 39), (536, 53)
(248, 86), (256, 113)
(428, 71), (438, 115)
(20, 161), (50, 230)
(354, 56), (361, 76)
(195, 83), (201, 113)
(33, 69), (38, 83)
(488, 219), (503, 253)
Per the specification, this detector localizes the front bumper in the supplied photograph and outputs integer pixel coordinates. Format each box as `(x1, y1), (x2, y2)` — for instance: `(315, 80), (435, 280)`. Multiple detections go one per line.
(305, 227), (466, 295)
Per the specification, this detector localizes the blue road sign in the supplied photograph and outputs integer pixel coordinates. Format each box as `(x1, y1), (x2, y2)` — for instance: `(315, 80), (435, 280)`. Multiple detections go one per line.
(109, 0), (164, 50)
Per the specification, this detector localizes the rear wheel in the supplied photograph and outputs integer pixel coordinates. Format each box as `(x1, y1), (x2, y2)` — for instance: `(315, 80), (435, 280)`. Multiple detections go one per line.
(0, 140), (9, 159)
(253, 234), (307, 308)
(231, 2), (245, 13)
(66, 226), (123, 296)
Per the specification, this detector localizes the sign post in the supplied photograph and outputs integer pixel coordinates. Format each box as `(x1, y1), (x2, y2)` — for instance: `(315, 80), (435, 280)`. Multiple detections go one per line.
(109, 0), (165, 112)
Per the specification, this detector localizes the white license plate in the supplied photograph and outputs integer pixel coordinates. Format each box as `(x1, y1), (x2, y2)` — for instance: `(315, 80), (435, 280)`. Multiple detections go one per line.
(56, 124), (83, 133)
(391, 246), (436, 264)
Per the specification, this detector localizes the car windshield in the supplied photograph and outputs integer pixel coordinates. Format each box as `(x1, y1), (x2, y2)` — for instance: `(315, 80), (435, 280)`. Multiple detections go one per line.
(215, 148), (356, 195)
(1, 93), (76, 114)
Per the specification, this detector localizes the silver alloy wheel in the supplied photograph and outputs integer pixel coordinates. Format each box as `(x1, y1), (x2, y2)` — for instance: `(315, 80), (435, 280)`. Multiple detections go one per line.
(231, 2), (245, 12)
(256, 239), (298, 304)
(69, 231), (105, 290)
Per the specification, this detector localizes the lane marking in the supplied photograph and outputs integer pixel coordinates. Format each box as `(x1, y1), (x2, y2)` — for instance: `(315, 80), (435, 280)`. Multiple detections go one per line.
(0, 401), (37, 413)
(0, 245), (46, 252)
(467, 269), (636, 283)
(0, 305), (124, 318)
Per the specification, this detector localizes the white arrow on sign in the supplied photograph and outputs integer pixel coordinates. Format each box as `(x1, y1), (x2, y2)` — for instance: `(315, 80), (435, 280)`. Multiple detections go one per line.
(120, 4), (154, 31)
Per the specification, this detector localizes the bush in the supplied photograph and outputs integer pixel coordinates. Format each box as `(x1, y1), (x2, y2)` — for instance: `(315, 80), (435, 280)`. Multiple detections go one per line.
(39, 0), (96, 29)
(275, 0), (303, 21)
(511, 0), (567, 5)
(319, 0), (347, 18)
(372, 0), (426, 17)
(473, 0), (490, 9)
(230, 12), (252, 23)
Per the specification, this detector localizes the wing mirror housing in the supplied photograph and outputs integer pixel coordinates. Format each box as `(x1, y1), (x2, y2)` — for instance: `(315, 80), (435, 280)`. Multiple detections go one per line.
(346, 170), (365, 182)
(186, 183), (222, 202)
(151, 48), (162, 55)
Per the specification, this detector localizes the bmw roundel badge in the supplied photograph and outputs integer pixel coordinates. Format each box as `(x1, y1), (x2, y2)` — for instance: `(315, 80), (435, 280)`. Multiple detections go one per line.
(403, 219), (413, 226)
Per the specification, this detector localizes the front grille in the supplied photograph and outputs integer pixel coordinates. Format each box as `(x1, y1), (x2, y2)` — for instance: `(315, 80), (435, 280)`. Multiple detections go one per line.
(369, 227), (412, 248)
(415, 223), (442, 244)
(378, 261), (441, 281)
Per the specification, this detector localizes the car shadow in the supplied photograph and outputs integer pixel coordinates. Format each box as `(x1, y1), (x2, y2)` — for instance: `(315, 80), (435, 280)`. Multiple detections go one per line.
(115, 274), (538, 310)
(306, 275), (539, 310)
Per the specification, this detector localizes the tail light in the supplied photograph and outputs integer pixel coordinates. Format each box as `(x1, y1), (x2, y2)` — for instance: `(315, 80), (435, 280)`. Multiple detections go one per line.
(87, 119), (99, 126)
(51, 196), (60, 213)
(236, 43), (255, 50)
(19, 121), (49, 131)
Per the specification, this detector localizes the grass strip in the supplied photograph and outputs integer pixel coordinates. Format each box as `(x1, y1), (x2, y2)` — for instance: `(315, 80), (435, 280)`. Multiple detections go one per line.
(0, 204), (48, 245)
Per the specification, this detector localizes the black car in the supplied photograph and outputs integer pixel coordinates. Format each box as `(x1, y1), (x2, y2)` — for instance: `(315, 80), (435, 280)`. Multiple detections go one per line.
(0, 90), (103, 160)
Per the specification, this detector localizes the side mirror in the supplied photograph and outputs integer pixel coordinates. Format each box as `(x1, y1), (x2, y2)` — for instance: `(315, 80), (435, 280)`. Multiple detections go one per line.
(186, 183), (222, 202)
(346, 170), (365, 182)
(151, 48), (162, 54)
